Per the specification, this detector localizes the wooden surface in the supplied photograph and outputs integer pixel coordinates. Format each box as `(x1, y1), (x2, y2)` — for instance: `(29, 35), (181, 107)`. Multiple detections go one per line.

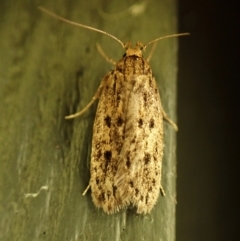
(0, 0), (178, 240)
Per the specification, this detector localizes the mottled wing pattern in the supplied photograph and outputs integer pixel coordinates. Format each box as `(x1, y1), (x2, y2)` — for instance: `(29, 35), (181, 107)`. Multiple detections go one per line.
(114, 73), (164, 214)
(90, 55), (164, 214)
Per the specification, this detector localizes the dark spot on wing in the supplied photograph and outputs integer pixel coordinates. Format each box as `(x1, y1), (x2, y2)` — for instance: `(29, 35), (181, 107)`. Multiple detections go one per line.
(96, 177), (100, 184)
(104, 151), (112, 161)
(131, 138), (136, 144)
(104, 115), (111, 128)
(116, 64), (123, 73)
(113, 185), (117, 196)
(149, 77), (153, 86)
(126, 159), (130, 168)
(106, 190), (111, 199)
(135, 188), (139, 195)
(113, 81), (116, 92)
(117, 116), (123, 126)
(145, 194), (149, 204)
(143, 92), (147, 103)
(98, 192), (105, 202)
(104, 151), (112, 170)
(126, 151), (131, 168)
(149, 118), (154, 128)
(144, 153), (151, 165)
(138, 118), (143, 127)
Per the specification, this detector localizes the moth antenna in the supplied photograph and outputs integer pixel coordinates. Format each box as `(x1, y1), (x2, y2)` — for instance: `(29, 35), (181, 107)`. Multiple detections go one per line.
(38, 6), (125, 49)
(144, 32), (190, 49)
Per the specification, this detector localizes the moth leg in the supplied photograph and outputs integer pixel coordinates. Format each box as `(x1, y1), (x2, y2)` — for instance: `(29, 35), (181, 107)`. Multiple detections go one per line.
(82, 184), (91, 196)
(161, 107), (178, 131)
(65, 79), (105, 119)
(96, 43), (116, 65)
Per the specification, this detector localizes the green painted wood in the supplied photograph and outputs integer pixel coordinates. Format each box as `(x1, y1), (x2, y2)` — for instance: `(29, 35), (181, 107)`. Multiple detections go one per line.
(0, 0), (178, 240)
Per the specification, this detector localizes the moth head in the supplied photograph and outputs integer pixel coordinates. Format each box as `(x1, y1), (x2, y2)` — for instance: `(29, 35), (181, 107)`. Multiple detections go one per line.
(124, 41), (144, 57)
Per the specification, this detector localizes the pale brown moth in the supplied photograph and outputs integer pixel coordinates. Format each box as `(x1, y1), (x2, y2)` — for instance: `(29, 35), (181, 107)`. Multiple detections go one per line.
(39, 7), (189, 214)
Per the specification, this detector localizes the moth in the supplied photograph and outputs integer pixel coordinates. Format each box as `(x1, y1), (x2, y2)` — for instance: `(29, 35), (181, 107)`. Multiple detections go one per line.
(39, 7), (189, 214)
